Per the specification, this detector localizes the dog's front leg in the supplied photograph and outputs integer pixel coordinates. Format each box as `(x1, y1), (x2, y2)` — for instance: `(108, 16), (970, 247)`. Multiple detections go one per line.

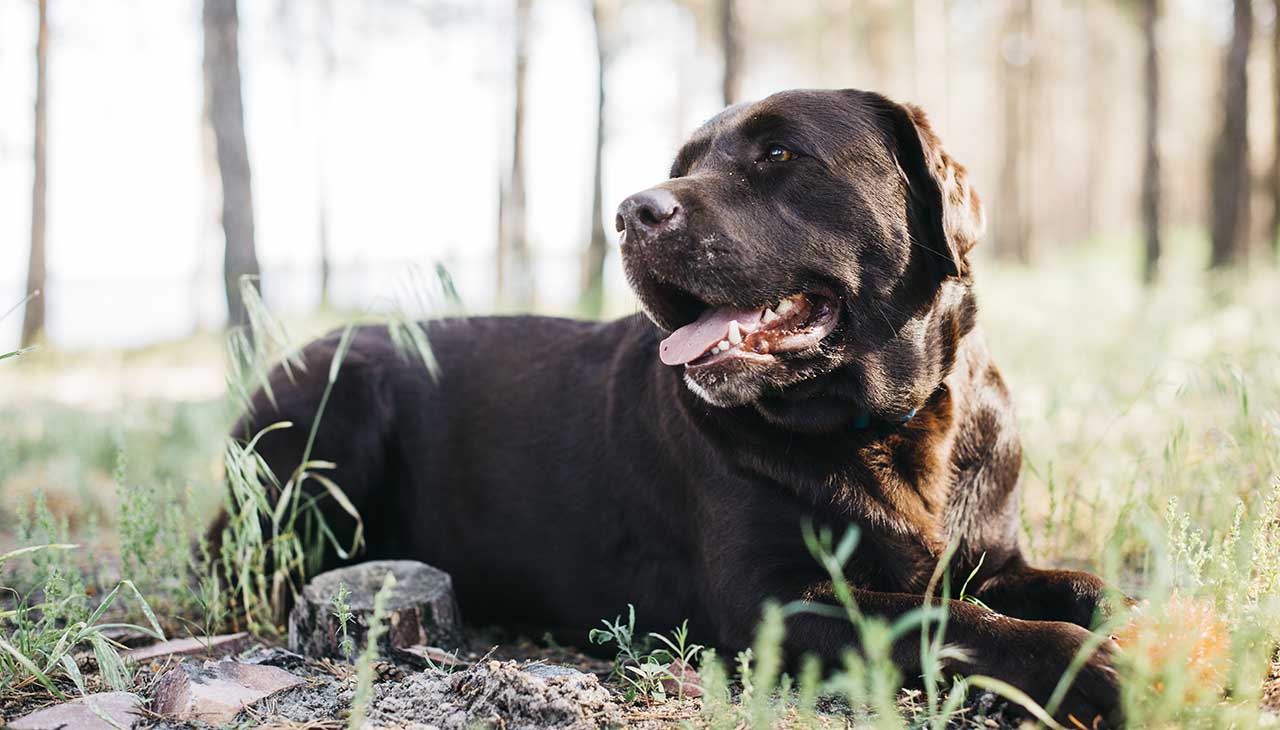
(715, 584), (1122, 727)
(971, 556), (1131, 629)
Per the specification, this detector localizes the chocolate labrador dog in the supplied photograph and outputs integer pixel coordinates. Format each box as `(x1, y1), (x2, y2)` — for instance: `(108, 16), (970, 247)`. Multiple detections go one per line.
(215, 89), (1121, 724)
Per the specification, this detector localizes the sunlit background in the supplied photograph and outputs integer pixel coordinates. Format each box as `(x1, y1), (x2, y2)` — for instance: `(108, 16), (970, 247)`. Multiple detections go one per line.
(3, 0), (1276, 354)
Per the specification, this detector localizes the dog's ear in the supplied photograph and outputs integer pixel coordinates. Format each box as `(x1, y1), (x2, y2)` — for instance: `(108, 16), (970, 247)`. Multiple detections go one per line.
(881, 100), (985, 279)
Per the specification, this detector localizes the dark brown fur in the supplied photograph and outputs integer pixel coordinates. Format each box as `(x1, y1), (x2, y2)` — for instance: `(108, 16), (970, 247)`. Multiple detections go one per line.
(210, 89), (1122, 725)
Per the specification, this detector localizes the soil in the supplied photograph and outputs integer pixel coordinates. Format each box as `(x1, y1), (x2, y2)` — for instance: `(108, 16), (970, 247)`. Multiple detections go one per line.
(368, 660), (621, 730)
(0, 631), (1038, 730)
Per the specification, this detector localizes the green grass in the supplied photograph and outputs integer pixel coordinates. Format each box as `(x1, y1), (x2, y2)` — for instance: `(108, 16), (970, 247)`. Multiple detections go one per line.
(1, 276), (440, 702)
(2, 234), (1279, 726)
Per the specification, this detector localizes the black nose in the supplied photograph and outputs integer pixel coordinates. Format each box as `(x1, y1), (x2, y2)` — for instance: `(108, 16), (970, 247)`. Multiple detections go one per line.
(616, 188), (682, 241)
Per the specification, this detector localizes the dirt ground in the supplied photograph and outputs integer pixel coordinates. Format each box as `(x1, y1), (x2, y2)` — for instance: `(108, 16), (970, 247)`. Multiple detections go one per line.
(2, 626), (1040, 729)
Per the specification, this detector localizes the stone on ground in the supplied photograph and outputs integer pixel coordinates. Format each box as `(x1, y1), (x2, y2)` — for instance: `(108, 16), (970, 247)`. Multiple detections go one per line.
(289, 560), (463, 660)
(522, 663), (587, 681)
(9, 692), (143, 730)
(124, 632), (249, 663)
(151, 659), (303, 724)
(395, 643), (464, 670)
(660, 659), (703, 699)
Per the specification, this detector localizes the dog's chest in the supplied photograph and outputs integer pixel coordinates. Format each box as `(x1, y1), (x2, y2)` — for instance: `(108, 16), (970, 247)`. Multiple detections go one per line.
(824, 430), (957, 567)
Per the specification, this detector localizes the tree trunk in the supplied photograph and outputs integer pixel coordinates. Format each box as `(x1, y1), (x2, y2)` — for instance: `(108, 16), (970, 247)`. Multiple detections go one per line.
(21, 0), (49, 349)
(719, 0), (741, 106)
(1209, 0), (1252, 270)
(497, 0), (534, 309)
(1081, 2), (1110, 242)
(317, 0), (336, 309)
(1141, 0), (1161, 284)
(994, 0), (1033, 264)
(1271, 0), (1280, 260)
(579, 0), (608, 318)
(288, 561), (464, 661)
(203, 0), (261, 329)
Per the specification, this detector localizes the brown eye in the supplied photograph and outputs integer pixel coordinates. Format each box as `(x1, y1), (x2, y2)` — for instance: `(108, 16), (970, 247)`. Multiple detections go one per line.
(765, 145), (795, 163)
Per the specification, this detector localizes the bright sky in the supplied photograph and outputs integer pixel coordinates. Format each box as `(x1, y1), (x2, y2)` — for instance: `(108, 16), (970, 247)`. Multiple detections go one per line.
(0, 0), (728, 349)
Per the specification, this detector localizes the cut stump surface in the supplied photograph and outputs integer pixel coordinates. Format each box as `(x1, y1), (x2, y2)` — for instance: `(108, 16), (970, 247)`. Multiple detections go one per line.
(289, 559), (463, 660)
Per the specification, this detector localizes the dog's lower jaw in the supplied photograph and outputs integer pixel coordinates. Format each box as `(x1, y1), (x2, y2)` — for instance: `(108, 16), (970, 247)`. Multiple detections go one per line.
(681, 363), (886, 434)
(682, 370), (767, 408)
(753, 389), (884, 433)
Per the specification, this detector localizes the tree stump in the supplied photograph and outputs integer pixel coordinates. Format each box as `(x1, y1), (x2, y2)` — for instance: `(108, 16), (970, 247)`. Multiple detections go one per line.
(288, 560), (463, 660)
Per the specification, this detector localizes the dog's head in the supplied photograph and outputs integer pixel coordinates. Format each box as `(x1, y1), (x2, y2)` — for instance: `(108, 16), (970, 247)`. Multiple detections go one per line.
(618, 89), (984, 432)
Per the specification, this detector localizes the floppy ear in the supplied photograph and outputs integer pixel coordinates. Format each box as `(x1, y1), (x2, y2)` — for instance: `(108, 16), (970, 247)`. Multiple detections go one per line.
(883, 101), (985, 280)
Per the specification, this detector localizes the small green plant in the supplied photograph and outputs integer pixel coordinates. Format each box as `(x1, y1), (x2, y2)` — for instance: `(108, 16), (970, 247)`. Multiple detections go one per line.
(589, 604), (704, 702)
(176, 540), (229, 652)
(330, 581), (356, 659)
(0, 545), (165, 699)
(648, 619), (704, 699)
(348, 573), (396, 730)
(218, 283), (366, 633)
(746, 603), (785, 727)
(217, 272), (443, 633)
(217, 327), (366, 632)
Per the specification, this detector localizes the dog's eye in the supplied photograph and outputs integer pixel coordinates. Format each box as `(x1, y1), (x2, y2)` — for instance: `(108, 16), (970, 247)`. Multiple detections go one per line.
(764, 145), (795, 163)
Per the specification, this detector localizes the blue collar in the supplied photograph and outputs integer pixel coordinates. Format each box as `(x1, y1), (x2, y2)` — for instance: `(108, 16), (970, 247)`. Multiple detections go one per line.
(851, 408), (917, 430)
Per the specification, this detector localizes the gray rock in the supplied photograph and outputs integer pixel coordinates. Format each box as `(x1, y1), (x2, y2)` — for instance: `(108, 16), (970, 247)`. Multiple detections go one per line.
(151, 659), (304, 724)
(237, 645), (306, 669)
(289, 560), (463, 660)
(9, 692), (143, 730)
(522, 663), (586, 681)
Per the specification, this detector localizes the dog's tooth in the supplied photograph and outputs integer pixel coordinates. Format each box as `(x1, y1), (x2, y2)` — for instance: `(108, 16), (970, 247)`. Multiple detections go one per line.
(727, 320), (742, 345)
(762, 308), (779, 324)
(776, 298), (795, 315)
(718, 340), (731, 351)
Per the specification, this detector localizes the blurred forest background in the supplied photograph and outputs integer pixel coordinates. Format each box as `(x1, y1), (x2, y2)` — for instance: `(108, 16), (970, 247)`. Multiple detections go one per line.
(4, 0), (1279, 354)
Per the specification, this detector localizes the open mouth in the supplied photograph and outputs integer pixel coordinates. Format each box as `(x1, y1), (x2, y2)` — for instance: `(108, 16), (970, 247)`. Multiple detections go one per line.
(658, 292), (840, 368)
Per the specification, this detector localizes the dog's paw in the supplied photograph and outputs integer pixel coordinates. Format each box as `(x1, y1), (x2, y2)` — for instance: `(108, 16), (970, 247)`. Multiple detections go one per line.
(1045, 570), (1133, 630)
(1032, 621), (1123, 729)
(972, 618), (1123, 729)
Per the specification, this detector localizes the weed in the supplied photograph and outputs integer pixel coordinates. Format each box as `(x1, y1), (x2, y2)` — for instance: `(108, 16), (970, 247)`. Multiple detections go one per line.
(330, 581), (355, 660)
(348, 572), (396, 730)
(589, 605), (705, 702)
(0, 545), (165, 699)
(177, 539), (229, 650)
(215, 271), (442, 633)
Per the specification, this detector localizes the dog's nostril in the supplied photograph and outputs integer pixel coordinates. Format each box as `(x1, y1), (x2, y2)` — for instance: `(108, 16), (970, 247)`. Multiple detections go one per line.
(615, 213), (625, 233)
(638, 203), (679, 229)
(637, 205), (663, 227)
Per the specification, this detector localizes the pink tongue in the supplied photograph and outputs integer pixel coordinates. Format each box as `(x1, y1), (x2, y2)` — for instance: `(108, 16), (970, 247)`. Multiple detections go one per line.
(660, 306), (759, 366)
